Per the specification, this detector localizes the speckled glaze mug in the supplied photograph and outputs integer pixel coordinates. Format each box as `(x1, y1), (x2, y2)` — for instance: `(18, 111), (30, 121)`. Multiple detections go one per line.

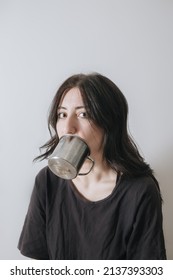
(48, 134), (95, 180)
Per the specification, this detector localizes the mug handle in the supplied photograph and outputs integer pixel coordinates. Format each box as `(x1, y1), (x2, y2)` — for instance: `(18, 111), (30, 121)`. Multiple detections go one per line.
(78, 156), (95, 176)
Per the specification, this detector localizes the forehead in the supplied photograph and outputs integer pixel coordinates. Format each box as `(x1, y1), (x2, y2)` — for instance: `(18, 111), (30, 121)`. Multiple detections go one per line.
(59, 87), (84, 107)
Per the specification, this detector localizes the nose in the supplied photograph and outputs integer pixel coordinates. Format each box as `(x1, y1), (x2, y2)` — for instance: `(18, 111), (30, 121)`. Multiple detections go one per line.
(64, 116), (78, 135)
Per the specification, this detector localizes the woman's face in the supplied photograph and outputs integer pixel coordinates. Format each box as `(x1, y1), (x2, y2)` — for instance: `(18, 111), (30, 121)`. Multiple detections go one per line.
(56, 87), (105, 161)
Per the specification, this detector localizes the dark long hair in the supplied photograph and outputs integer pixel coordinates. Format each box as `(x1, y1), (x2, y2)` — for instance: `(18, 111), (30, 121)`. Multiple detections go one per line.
(34, 73), (154, 178)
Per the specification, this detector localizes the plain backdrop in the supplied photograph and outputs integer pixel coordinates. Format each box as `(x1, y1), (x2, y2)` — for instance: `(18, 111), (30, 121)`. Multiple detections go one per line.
(0, 0), (172, 259)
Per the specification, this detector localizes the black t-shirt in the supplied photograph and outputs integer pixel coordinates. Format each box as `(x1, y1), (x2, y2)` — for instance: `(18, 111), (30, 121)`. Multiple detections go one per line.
(18, 166), (166, 259)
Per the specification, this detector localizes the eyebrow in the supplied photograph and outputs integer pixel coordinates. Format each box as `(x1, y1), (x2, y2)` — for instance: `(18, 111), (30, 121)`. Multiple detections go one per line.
(57, 106), (86, 110)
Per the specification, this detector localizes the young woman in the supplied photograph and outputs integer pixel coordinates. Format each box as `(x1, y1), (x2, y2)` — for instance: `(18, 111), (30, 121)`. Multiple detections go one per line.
(18, 73), (166, 259)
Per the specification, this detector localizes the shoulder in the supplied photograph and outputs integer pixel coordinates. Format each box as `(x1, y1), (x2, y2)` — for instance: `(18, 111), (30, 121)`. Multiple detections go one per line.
(35, 165), (53, 180)
(121, 175), (161, 202)
(117, 175), (163, 221)
(123, 174), (159, 190)
(35, 165), (62, 184)
(34, 166), (68, 195)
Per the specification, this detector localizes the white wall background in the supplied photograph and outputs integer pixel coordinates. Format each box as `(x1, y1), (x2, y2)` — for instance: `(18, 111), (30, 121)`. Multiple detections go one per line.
(0, 0), (172, 259)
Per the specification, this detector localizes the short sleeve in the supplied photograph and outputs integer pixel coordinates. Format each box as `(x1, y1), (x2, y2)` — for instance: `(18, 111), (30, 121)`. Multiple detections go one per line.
(126, 178), (166, 260)
(18, 170), (49, 259)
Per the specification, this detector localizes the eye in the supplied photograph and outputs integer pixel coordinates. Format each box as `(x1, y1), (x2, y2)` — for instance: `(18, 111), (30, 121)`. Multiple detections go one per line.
(57, 112), (67, 119)
(78, 112), (88, 118)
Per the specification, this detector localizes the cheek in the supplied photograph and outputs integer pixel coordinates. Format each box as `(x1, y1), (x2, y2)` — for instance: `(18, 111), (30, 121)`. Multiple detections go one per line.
(95, 134), (105, 151)
(85, 127), (105, 152)
(56, 122), (62, 137)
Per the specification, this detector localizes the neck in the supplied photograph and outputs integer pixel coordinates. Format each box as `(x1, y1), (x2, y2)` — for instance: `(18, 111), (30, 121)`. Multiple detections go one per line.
(72, 158), (118, 202)
(77, 158), (116, 183)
